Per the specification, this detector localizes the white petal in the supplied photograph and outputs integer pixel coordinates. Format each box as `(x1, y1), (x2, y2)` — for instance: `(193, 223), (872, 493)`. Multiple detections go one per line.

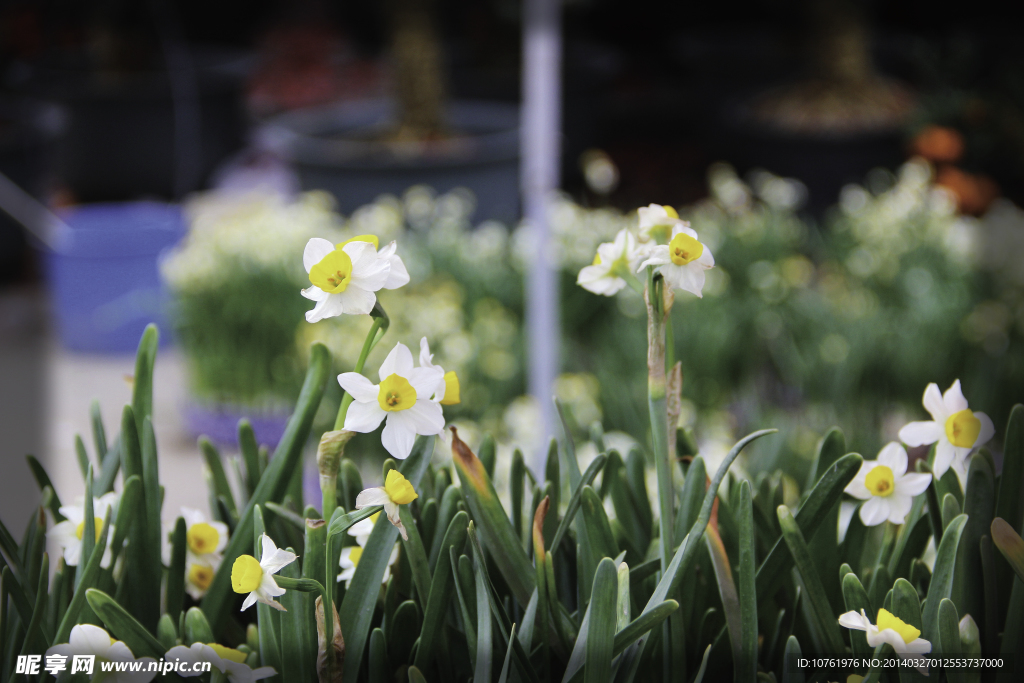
(333, 285), (377, 316)
(249, 666), (278, 681)
(408, 367), (444, 400)
(877, 442), (909, 476)
(356, 487), (390, 508)
(662, 263), (705, 298)
(886, 494), (913, 525)
(73, 624), (115, 656)
(49, 520), (78, 547)
(343, 400), (386, 433)
(345, 242), (391, 291)
(402, 400), (445, 435)
(870, 628), (911, 654)
(943, 380), (969, 415)
(378, 343), (414, 381)
(974, 412), (995, 446)
(671, 224), (699, 240)
(381, 414), (416, 459)
(638, 246), (670, 270)
(305, 294), (345, 323)
(838, 610), (871, 632)
(696, 246), (715, 268)
(418, 337), (434, 367)
(896, 473), (931, 497)
(261, 548), (297, 575)
(211, 521), (230, 553)
(385, 501), (407, 540)
(338, 373), (379, 403)
(899, 421), (942, 447)
(903, 638), (932, 654)
(385, 253), (410, 290)
(950, 451), (970, 489)
(64, 541), (83, 566)
(301, 285), (327, 301)
(259, 533), (278, 559)
(932, 439), (956, 479)
(59, 506), (84, 525)
(577, 267), (625, 296)
(258, 572), (286, 597)
(241, 592), (258, 611)
(844, 477), (872, 500)
(303, 238), (336, 273)
(859, 497), (889, 526)
(923, 383), (946, 421)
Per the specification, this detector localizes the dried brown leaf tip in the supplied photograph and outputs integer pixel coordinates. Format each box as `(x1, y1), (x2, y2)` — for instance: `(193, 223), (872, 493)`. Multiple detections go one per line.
(450, 426), (489, 492)
(533, 495), (550, 562)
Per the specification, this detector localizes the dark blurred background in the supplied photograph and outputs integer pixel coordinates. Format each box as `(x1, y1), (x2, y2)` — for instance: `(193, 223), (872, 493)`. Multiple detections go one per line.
(2, 0), (1023, 528)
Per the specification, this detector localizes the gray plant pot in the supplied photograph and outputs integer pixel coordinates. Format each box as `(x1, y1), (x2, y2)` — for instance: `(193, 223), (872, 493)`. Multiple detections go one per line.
(266, 99), (521, 222)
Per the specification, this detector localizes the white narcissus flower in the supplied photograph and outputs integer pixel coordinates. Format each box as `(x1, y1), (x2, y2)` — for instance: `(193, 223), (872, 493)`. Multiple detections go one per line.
(637, 204), (686, 243)
(301, 237), (392, 322)
(839, 609), (932, 673)
(47, 624), (157, 682)
(47, 492), (118, 568)
(165, 642), (276, 682)
(338, 342), (445, 459)
(162, 507), (229, 566)
(577, 228), (643, 296)
(845, 443), (931, 526)
(355, 470), (420, 540)
(637, 223), (715, 298)
(418, 338), (461, 405)
(185, 557), (220, 600)
(898, 380), (995, 483)
(230, 534), (297, 611)
(337, 542), (400, 587)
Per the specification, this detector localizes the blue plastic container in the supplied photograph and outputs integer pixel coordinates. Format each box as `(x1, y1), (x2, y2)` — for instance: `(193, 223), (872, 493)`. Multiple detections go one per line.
(46, 202), (184, 352)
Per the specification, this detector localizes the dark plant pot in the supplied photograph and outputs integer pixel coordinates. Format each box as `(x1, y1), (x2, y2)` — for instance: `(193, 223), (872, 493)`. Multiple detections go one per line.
(722, 92), (906, 215)
(183, 402), (290, 450)
(44, 202), (183, 352)
(266, 99), (520, 222)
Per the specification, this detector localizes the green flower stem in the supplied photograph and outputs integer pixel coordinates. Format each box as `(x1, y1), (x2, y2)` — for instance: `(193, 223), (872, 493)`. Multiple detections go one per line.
(645, 269), (674, 572)
(333, 315), (387, 431)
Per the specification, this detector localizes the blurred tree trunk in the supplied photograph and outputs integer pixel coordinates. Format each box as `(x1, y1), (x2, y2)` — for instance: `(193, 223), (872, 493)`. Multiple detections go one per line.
(389, 0), (447, 140)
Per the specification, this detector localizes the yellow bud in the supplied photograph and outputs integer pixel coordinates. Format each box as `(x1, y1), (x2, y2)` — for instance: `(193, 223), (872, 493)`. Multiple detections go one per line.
(440, 371), (461, 405)
(231, 555), (264, 594)
(384, 470), (418, 505)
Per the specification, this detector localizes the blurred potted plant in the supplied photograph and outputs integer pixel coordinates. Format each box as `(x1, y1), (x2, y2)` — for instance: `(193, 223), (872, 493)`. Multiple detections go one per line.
(265, 0), (520, 222)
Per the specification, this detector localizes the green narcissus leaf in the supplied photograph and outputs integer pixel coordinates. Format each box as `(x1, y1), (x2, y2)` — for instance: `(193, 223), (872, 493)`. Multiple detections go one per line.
(86, 588), (164, 658)
(369, 627), (388, 683)
(705, 525), (742, 664)
(991, 518), (1024, 585)
(166, 518), (187, 626)
(451, 428), (535, 606)
(736, 480), (758, 683)
(184, 607), (214, 646)
(200, 437), (238, 523)
(550, 454), (607, 554)
(585, 558), (617, 683)
(413, 511), (468, 675)
(340, 436), (432, 681)
(922, 514), (967, 644)
(938, 598), (965, 683)
(842, 572), (871, 656)
(131, 324), (158, 437)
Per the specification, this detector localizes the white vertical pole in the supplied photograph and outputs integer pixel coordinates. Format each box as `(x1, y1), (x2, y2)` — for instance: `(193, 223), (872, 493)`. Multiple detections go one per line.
(522, 0), (562, 474)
